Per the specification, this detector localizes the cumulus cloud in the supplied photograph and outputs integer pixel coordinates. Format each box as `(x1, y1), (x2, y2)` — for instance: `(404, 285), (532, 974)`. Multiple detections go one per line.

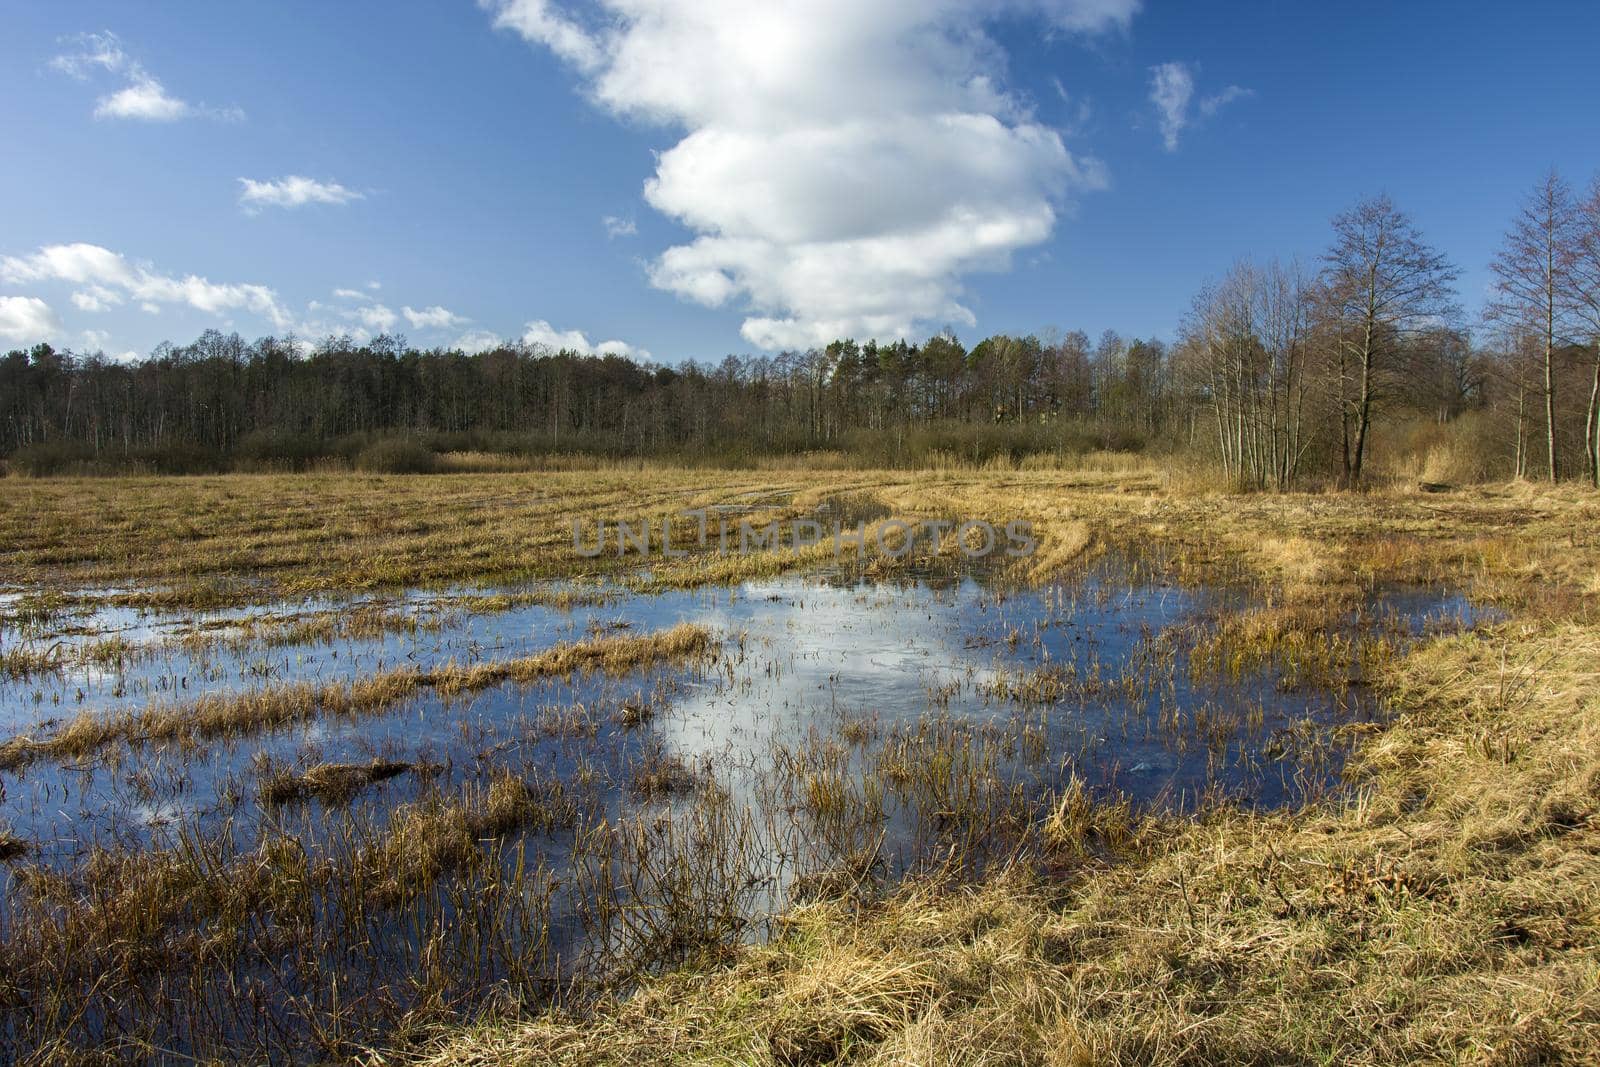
(1148, 61), (1250, 150)
(486, 0), (1134, 348)
(238, 176), (365, 213)
(0, 296), (60, 343)
(351, 303), (399, 333)
(51, 31), (242, 122)
(453, 329), (506, 354)
(522, 319), (646, 358)
(1, 243), (291, 331)
(96, 77), (192, 121)
(402, 305), (466, 330)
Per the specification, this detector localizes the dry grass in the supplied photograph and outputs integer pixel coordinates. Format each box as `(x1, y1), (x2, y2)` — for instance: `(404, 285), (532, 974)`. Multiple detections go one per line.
(0, 623), (714, 770)
(4, 467), (1597, 613)
(261, 759), (415, 804)
(363, 770), (579, 905)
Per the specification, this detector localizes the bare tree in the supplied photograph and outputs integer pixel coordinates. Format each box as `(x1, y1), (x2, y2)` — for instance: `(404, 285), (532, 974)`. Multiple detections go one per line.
(1182, 259), (1314, 489)
(1570, 175), (1600, 488)
(1488, 171), (1578, 482)
(1322, 194), (1460, 486)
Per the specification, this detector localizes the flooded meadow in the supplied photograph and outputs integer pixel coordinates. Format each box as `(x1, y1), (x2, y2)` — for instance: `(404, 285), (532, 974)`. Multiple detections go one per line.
(0, 548), (1493, 1061)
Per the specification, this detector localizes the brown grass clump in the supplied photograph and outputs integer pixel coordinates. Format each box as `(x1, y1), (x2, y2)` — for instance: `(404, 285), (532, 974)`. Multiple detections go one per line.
(0, 827), (29, 861)
(0, 623), (714, 771)
(0, 643), (67, 677)
(364, 770), (578, 904)
(261, 759), (414, 805)
(629, 743), (702, 800)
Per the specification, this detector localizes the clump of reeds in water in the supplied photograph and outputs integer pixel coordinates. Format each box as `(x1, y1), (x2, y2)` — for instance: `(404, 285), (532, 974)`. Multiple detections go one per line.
(260, 758), (414, 805)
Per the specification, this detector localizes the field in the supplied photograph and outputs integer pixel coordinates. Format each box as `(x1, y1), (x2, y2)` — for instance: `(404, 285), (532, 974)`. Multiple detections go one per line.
(1, 466), (1598, 1064)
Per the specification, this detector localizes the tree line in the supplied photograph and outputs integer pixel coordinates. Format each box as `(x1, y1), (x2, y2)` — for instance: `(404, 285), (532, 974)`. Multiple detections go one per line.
(4, 177), (1600, 486)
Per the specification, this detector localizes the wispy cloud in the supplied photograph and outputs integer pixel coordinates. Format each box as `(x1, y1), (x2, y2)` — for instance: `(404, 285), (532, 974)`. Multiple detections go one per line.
(51, 31), (243, 123)
(1199, 84), (1253, 117)
(238, 176), (364, 213)
(1148, 62), (1194, 151)
(1148, 61), (1251, 151)
(602, 214), (637, 238)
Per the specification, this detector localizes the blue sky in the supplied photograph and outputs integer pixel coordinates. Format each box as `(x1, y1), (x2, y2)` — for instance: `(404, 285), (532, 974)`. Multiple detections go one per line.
(3, 1), (1599, 363)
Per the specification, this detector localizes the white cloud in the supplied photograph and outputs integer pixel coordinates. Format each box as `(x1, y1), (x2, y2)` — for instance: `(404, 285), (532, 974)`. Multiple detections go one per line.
(402, 305), (466, 330)
(0, 297), (61, 344)
(1148, 62), (1193, 151)
(2, 241), (545, 354)
(52, 31), (241, 123)
(1, 243), (291, 331)
(96, 76), (191, 121)
(521, 318), (647, 358)
(602, 214), (637, 238)
(351, 303), (399, 333)
(1148, 62), (1250, 150)
(486, 0), (1134, 349)
(71, 284), (125, 312)
(48, 31), (128, 79)
(238, 176), (364, 213)
(454, 329), (505, 354)
(1198, 84), (1253, 117)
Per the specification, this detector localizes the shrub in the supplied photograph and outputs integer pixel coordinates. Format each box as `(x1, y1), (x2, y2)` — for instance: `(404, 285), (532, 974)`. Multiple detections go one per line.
(8, 440), (98, 477)
(234, 431), (331, 472)
(354, 438), (438, 474)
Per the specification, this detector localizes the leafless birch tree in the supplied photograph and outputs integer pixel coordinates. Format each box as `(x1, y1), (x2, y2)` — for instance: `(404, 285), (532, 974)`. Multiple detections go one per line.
(1488, 171), (1578, 482)
(1570, 176), (1600, 488)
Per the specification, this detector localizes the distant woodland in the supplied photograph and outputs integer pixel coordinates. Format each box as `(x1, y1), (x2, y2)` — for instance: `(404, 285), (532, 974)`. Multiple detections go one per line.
(5, 179), (1600, 488)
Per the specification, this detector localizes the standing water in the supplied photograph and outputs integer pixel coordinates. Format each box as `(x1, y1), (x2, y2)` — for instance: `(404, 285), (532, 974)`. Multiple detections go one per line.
(0, 555), (1491, 1060)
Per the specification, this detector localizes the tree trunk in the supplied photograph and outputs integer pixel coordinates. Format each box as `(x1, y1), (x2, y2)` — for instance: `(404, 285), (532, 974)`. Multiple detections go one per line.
(1515, 385), (1527, 479)
(1352, 341), (1374, 487)
(1545, 333), (1560, 481)
(1586, 346), (1600, 489)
